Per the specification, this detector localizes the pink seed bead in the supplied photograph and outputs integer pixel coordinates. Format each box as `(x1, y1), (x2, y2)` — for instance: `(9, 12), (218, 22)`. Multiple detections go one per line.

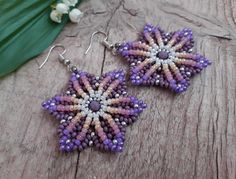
(77, 135), (83, 140)
(112, 125), (118, 130)
(101, 135), (107, 140)
(82, 128), (87, 133)
(80, 132), (86, 137)
(97, 128), (103, 133)
(98, 132), (104, 137)
(114, 129), (120, 134)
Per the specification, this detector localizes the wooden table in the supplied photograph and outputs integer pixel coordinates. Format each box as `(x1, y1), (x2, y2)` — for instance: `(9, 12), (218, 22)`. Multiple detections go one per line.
(0, 0), (236, 178)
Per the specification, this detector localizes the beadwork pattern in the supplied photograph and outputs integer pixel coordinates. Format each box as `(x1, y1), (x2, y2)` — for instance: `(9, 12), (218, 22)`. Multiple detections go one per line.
(118, 24), (211, 93)
(42, 70), (146, 152)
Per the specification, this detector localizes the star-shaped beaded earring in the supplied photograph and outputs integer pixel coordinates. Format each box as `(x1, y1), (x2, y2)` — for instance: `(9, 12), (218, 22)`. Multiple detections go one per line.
(88, 24), (211, 93)
(39, 45), (146, 153)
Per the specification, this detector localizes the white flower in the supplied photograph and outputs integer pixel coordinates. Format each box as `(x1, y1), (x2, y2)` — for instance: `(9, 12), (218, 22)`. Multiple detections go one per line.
(63, 0), (78, 7)
(69, 9), (83, 23)
(56, 3), (69, 14)
(50, 10), (63, 23)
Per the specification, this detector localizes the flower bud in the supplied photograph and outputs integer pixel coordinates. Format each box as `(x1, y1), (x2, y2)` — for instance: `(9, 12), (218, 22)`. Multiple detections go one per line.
(63, 0), (78, 7)
(69, 9), (83, 23)
(50, 10), (63, 23)
(56, 3), (69, 14)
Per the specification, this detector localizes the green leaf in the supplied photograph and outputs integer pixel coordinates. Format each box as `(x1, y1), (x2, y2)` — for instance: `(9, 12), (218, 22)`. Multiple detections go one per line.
(0, 0), (82, 77)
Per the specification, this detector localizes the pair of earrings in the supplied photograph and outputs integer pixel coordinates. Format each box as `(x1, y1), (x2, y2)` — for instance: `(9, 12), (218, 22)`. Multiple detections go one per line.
(40, 23), (211, 153)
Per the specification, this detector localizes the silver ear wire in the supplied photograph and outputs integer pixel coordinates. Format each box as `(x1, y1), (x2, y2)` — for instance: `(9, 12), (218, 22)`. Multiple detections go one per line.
(85, 31), (116, 55)
(85, 31), (108, 54)
(38, 44), (67, 69)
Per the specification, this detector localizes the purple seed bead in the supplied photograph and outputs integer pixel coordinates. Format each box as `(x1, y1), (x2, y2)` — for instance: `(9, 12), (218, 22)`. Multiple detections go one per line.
(116, 146), (123, 152)
(116, 133), (123, 138)
(117, 138), (123, 143)
(41, 102), (47, 107)
(111, 145), (117, 151)
(71, 76), (77, 81)
(55, 96), (61, 101)
(69, 143), (74, 148)
(65, 145), (71, 152)
(60, 145), (66, 151)
(108, 142), (113, 148)
(63, 129), (70, 136)
(74, 139), (81, 146)
(103, 139), (109, 145)
(59, 139), (66, 144)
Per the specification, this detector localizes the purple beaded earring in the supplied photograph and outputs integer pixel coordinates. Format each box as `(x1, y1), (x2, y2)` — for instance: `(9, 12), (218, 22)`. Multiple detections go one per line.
(87, 24), (211, 93)
(39, 44), (146, 153)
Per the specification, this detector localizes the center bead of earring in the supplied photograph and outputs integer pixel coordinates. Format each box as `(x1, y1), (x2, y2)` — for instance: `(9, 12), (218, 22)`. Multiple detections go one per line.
(88, 100), (101, 112)
(156, 51), (169, 60)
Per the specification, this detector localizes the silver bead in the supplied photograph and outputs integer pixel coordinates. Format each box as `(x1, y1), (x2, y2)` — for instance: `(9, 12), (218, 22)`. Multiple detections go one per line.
(60, 119), (66, 123)
(70, 65), (77, 72)
(113, 139), (118, 144)
(115, 74), (120, 78)
(114, 118), (119, 122)
(184, 32), (189, 36)
(64, 59), (71, 65)
(66, 91), (70, 95)
(121, 121), (127, 126)
(115, 94), (119, 98)
(89, 141), (93, 146)
(122, 91), (127, 95)
(91, 132), (95, 137)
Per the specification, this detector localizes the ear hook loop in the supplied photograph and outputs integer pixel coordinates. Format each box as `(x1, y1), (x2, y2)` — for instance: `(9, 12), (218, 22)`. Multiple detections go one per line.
(38, 44), (66, 69)
(85, 31), (120, 55)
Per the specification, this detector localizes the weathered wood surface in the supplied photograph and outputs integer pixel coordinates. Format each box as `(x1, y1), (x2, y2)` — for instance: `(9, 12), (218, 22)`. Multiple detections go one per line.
(0, 0), (236, 178)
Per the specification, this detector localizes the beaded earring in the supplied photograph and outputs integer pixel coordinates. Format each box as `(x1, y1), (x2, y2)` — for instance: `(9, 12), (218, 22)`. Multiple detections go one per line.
(86, 24), (211, 93)
(39, 44), (146, 153)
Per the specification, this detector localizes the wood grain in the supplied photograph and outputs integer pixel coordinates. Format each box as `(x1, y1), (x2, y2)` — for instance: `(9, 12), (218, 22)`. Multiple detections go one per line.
(0, 0), (236, 178)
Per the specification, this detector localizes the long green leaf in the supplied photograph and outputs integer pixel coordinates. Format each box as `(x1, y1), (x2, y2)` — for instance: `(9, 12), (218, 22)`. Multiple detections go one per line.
(0, 0), (82, 77)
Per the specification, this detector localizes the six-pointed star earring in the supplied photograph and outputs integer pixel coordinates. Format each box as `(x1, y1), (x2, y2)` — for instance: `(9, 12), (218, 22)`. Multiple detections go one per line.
(86, 24), (211, 93)
(118, 24), (211, 93)
(39, 44), (146, 153)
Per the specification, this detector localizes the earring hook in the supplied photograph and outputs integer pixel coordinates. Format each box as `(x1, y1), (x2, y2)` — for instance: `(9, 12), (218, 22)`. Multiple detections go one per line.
(38, 44), (66, 69)
(85, 31), (114, 55)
